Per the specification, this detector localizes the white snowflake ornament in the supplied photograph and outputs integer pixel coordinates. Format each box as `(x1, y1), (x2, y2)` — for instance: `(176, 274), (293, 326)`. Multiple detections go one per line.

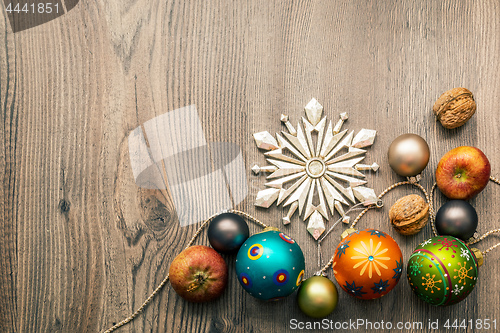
(253, 98), (379, 239)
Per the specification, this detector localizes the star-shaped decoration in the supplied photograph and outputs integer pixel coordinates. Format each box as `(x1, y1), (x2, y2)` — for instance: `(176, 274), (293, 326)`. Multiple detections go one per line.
(368, 229), (387, 238)
(392, 258), (403, 280)
(371, 279), (390, 294)
(343, 280), (367, 297)
(336, 240), (350, 259)
(252, 98), (378, 239)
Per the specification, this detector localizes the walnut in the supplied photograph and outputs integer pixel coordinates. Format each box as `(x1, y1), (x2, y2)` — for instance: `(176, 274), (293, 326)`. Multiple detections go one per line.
(389, 195), (429, 235)
(433, 87), (476, 129)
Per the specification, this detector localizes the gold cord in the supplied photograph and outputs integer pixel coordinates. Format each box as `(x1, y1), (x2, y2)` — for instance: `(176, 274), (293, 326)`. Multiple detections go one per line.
(429, 177), (500, 257)
(319, 180), (430, 273)
(231, 210), (269, 229)
(102, 210), (267, 333)
(316, 202), (368, 273)
(105, 176), (500, 331)
(428, 183), (438, 237)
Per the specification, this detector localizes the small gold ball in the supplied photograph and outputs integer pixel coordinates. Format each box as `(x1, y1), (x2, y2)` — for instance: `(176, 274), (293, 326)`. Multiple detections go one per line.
(388, 134), (430, 177)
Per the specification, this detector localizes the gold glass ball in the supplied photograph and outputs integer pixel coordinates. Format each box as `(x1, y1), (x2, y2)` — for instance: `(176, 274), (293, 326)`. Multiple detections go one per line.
(388, 134), (430, 177)
(297, 276), (338, 318)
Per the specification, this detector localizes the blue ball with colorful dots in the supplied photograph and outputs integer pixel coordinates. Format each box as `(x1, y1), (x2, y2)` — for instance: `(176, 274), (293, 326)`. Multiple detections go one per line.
(235, 228), (305, 301)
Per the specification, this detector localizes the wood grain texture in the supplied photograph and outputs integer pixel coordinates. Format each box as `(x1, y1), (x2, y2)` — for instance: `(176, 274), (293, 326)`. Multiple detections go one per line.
(1, 0), (500, 332)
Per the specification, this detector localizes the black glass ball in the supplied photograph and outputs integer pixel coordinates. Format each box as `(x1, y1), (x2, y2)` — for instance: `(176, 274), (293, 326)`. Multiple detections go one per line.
(208, 213), (249, 254)
(435, 200), (478, 240)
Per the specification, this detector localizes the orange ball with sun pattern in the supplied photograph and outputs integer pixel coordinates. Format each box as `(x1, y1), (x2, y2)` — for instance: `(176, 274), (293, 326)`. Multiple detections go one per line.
(333, 229), (403, 300)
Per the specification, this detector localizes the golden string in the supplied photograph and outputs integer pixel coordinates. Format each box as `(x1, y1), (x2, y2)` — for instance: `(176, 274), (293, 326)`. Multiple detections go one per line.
(318, 180), (430, 274)
(429, 176), (500, 257)
(102, 210), (267, 333)
(105, 176), (500, 331)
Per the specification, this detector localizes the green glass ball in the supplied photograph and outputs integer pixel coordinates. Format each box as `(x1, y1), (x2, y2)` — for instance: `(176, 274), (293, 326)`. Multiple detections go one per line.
(297, 276), (338, 318)
(407, 236), (479, 306)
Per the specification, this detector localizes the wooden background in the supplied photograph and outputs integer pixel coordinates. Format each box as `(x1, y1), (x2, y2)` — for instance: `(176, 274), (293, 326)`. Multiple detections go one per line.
(1, 0), (500, 332)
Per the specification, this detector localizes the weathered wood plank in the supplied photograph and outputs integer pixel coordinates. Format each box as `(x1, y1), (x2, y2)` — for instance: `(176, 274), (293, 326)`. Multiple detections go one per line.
(0, 1), (499, 332)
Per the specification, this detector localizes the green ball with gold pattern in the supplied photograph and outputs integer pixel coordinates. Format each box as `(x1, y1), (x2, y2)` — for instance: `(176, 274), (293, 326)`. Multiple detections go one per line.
(407, 235), (483, 306)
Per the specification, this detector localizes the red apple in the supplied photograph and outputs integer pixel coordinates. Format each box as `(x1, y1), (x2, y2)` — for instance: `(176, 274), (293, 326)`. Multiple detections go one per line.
(436, 146), (490, 200)
(169, 245), (228, 302)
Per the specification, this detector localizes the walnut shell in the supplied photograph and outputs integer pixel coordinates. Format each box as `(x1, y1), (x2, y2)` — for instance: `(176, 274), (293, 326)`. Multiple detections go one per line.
(433, 87), (476, 129)
(389, 194), (429, 235)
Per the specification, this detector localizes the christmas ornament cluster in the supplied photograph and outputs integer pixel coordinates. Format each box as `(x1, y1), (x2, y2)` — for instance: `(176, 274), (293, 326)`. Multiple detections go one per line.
(163, 91), (494, 322)
(106, 88), (500, 333)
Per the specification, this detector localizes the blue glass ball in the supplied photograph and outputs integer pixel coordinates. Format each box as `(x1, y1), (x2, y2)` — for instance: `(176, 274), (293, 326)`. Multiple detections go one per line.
(235, 229), (305, 301)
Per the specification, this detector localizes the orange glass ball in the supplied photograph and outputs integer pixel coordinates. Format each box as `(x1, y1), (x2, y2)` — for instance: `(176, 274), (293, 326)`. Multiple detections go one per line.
(333, 229), (403, 300)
